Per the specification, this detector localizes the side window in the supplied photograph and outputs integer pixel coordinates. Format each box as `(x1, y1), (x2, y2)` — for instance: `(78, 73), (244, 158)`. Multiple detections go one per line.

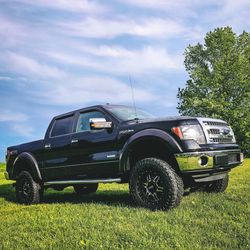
(51, 115), (74, 137)
(76, 111), (106, 132)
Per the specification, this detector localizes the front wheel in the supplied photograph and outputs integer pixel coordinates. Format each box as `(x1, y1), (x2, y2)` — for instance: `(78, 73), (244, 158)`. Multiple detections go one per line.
(16, 171), (42, 205)
(73, 183), (98, 195)
(203, 174), (229, 193)
(129, 158), (183, 210)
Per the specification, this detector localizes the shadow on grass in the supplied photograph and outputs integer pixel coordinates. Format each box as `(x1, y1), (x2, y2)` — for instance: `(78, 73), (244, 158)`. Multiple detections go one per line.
(0, 183), (135, 208)
(0, 184), (16, 202)
(44, 191), (134, 208)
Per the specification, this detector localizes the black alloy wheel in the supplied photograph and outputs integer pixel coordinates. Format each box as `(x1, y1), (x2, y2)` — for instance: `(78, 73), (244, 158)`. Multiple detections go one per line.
(16, 171), (42, 205)
(129, 158), (183, 210)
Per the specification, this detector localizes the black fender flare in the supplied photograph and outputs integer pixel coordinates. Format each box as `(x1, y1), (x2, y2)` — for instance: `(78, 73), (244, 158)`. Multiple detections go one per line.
(119, 128), (183, 172)
(13, 152), (42, 181)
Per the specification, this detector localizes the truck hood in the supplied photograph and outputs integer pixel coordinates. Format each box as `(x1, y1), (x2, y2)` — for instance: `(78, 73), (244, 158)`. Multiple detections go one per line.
(123, 116), (198, 125)
(123, 116), (228, 125)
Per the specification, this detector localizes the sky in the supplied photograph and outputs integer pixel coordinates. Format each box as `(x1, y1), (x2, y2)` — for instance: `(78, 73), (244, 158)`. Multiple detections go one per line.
(0, 0), (250, 161)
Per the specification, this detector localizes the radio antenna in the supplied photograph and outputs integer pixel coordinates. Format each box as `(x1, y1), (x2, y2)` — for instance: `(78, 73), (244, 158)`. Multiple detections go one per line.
(129, 76), (138, 120)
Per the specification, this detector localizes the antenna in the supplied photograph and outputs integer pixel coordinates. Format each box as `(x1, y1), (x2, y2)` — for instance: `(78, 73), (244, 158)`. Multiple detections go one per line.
(129, 76), (138, 120)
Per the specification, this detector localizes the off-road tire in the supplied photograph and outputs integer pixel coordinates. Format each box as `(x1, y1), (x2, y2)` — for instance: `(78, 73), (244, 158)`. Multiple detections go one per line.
(73, 183), (98, 195)
(203, 174), (229, 193)
(173, 172), (184, 206)
(129, 158), (182, 210)
(16, 171), (42, 205)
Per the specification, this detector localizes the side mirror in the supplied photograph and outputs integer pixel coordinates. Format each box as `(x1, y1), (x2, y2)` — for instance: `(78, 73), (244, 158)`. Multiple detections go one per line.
(89, 118), (112, 130)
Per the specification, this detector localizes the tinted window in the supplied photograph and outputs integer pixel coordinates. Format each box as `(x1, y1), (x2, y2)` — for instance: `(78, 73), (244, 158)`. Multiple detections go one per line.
(76, 111), (106, 132)
(105, 106), (154, 121)
(51, 115), (74, 137)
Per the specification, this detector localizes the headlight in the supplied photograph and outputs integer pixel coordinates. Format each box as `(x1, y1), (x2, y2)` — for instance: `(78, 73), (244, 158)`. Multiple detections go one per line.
(172, 125), (206, 144)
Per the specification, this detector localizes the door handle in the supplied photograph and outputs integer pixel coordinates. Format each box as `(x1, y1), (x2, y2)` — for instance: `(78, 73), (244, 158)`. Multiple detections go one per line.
(44, 143), (51, 149)
(71, 139), (79, 144)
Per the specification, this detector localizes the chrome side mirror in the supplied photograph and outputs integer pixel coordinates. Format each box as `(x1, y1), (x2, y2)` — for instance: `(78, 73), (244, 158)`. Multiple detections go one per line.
(89, 118), (112, 130)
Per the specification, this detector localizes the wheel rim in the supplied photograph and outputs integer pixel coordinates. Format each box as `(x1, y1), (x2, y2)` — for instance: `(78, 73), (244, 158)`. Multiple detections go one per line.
(137, 168), (165, 205)
(18, 179), (32, 202)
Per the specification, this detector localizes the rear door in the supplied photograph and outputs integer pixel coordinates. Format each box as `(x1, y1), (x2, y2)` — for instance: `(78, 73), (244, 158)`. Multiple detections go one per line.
(42, 114), (75, 180)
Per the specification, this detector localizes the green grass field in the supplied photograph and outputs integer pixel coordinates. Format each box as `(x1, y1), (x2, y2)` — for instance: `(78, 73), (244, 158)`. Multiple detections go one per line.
(0, 161), (249, 250)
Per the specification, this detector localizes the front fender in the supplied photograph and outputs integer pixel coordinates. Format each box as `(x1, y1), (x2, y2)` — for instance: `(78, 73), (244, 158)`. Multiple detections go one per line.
(119, 129), (183, 172)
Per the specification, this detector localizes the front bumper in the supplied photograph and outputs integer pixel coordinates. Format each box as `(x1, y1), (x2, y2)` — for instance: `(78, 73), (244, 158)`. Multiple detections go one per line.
(175, 149), (243, 171)
(175, 149), (243, 183)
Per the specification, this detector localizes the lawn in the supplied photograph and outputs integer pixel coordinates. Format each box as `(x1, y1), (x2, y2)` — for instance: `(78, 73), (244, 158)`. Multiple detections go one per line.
(0, 160), (249, 250)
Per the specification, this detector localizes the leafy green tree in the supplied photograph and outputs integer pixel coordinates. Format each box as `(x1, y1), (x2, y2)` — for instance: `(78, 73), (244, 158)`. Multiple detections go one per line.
(178, 27), (250, 156)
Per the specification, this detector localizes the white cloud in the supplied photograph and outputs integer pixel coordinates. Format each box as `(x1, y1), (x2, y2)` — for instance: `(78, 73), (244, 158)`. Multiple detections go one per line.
(206, 0), (250, 32)
(0, 76), (12, 81)
(44, 45), (183, 75)
(13, 0), (108, 14)
(2, 51), (67, 79)
(0, 14), (27, 47)
(58, 17), (185, 39)
(26, 76), (156, 106)
(0, 111), (28, 122)
(11, 123), (34, 137)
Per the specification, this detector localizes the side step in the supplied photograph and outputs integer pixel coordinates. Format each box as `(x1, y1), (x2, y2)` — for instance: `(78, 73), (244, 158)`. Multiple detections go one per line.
(44, 178), (121, 186)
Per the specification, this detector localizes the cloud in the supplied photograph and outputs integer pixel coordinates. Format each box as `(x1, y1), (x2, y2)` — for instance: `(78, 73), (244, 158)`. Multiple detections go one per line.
(0, 14), (27, 47)
(0, 111), (28, 122)
(11, 123), (34, 137)
(0, 76), (12, 81)
(12, 0), (109, 14)
(26, 76), (156, 106)
(2, 51), (66, 79)
(44, 45), (183, 75)
(206, 0), (250, 32)
(58, 17), (185, 39)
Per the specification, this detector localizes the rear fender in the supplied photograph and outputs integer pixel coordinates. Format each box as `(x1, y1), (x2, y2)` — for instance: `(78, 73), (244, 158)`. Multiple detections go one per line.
(13, 152), (42, 181)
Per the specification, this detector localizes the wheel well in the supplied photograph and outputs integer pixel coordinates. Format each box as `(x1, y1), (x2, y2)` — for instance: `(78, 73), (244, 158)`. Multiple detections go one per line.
(127, 138), (179, 173)
(13, 158), (35, 180)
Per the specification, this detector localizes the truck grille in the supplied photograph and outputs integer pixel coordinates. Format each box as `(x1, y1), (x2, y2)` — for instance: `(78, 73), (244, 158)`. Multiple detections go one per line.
(203, 121), (226, 126)
(198, 118), (235, 144)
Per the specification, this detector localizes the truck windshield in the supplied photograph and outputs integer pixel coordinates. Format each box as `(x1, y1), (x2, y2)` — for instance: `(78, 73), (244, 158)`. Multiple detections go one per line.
(106, 106), (154, 121)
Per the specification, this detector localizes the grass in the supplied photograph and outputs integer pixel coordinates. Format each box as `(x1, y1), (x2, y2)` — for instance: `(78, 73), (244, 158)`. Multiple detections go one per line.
(0, 161), (249, 250)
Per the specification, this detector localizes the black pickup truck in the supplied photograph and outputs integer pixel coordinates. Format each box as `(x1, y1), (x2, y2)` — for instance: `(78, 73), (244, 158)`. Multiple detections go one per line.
(5, 104), (243, 210)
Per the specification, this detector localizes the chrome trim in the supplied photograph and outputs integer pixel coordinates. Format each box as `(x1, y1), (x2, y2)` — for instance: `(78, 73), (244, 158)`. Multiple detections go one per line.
(240, 153), (244, 163)
(175, 149), (241, 157)
(44, 178), (121, 186)
(197, 117), (235, 144)
(175, 149), (241, 171)
(4, 171), (9, 180)
(44, 143), (51, 149)
(13, 152), (42, 180)
(43, 160), (119, 170)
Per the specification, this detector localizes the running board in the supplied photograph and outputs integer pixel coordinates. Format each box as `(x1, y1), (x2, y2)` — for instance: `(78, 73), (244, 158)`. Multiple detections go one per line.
(44, 178), (122, 186)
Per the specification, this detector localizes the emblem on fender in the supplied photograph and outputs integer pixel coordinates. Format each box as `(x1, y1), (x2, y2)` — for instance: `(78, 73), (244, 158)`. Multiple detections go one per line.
(119, 129), (134, 135)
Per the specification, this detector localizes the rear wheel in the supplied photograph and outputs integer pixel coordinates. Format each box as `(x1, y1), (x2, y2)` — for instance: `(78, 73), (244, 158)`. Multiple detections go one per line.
(129, 158), (183, 210)
(73, 183), (98, 195)
(16, 171), (42, 205)
(203, 174), (229, 193)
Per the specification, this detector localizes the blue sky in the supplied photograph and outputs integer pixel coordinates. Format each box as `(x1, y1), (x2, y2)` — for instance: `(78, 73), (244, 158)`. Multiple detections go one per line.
(1, 0), (250, 161)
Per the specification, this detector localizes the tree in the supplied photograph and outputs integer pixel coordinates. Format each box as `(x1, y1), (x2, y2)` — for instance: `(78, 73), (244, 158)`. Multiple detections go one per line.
(177, 27), (250, 156)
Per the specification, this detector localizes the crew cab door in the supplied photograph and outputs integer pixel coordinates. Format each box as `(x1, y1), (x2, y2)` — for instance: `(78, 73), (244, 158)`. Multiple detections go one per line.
(42, 114), (75, 180)
(68, 109), (119, 178)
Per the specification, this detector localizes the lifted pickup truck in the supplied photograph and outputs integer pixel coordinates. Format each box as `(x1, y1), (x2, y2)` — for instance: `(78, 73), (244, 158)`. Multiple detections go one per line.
(5, 104), (243, 210)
